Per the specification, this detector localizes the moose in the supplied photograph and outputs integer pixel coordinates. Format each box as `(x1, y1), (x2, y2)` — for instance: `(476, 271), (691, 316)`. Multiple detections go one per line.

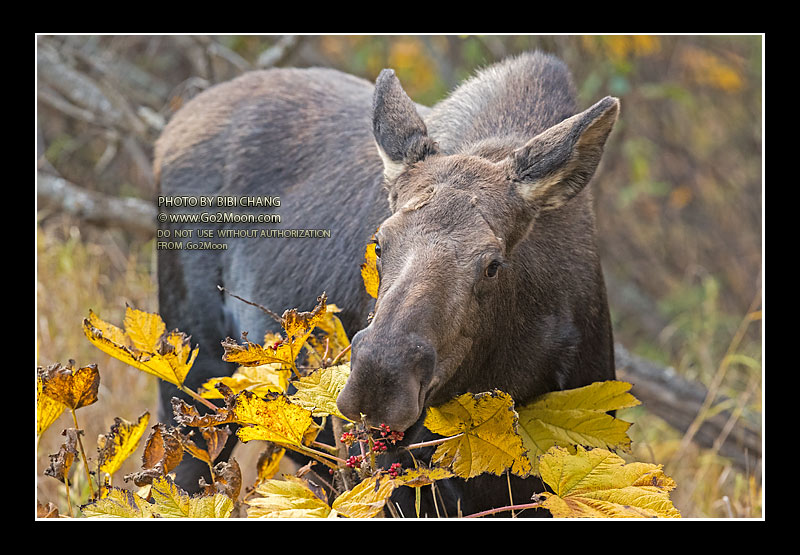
(154, 50), (619, 517)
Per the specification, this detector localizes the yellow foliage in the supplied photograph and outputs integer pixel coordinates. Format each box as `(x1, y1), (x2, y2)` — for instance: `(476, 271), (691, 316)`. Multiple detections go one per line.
(231, 391), (316, 447)
(96, 412), (151, 476)
(39, 360), (100, 411)
(200, 364), (289, 398)
(221, 294), (328, 376)
(149, 475), (234, 518)
(83, 307), (197, 388)
(533, 446), (680, 518)
(517, 380), (639, 474)
(391, 467), (455, 488)
(82, 476), (234, 518)
(585, 35), (661, 61)
(289, 363), (352, 420)
(37, 368), (65, 436)
(360, 242), (379, 299)
(81, 487), (155, 518)
(331, 475), (397, 518)
(424, 390), (531, 479)
(306, 304), (351, 364)
(247, 475), (333, 518)
(680, 45), (743, 92)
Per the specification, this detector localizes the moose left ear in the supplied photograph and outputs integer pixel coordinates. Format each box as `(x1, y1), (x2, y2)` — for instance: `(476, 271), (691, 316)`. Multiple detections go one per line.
(506, 96), (620, 210)
(372, 69), (438, 181)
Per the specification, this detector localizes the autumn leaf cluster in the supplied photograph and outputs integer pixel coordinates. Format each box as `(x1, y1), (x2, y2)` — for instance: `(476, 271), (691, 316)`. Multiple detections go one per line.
(36, 244), (680, 519)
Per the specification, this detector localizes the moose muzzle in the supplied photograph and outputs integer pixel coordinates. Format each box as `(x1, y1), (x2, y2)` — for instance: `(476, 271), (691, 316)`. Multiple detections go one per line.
(336, 328), (436, 431)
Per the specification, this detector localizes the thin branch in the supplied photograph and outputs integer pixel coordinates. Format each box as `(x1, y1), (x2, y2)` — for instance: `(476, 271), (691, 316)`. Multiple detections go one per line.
(216, 285), (284, 326)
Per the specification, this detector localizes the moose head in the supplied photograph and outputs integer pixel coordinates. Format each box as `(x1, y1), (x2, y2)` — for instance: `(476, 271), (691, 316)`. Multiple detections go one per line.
(336, 68), (620, 432)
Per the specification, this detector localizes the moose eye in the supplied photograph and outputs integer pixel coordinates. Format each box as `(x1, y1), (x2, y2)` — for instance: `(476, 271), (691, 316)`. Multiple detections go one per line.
(374, 243), (382, 258)
(485, 260), (502, 278)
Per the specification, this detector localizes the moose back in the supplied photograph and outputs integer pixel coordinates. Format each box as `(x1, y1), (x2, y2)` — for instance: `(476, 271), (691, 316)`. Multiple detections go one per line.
(154, 51), (619, 517)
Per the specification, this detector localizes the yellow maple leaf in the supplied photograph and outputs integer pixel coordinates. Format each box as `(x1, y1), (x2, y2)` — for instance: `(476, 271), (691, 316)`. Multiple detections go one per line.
(247, 475), (333, 518)
(149, 475), (233, 518)
(331, 475), (397, 518)
(83, 307), (197, 388)
(516, 381), (640, 474)
(231, 391), (316, 447)
(97, 412), (151, 476)
(37, 367), (65, 436)
(424, 390), (531, 479)
(532, 446), (680, 518)
(200, 364), (290, 398)
(289, 363), (352, 420)
(39, 361), (100, 410)
(360, 242), (379, 299)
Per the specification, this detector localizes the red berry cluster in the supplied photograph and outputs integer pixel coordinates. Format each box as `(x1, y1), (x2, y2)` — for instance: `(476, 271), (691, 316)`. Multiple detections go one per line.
(339, 431), (356, 447)
(346, 455), (363, 469)
(378, 423), (404, 444)
(372, 440), (387, 453)
(388, 462), (403, 478)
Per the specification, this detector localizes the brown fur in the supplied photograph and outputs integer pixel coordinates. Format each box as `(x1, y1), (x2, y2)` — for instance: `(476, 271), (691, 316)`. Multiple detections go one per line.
(156, 52), (619, 516)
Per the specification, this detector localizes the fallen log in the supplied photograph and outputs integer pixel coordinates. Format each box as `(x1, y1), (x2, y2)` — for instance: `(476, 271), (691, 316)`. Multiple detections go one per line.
(615, 343), (761, 471)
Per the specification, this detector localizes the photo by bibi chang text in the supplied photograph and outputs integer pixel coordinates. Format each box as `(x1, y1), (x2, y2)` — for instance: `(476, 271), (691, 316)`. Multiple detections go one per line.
(157, 195), (281, 207)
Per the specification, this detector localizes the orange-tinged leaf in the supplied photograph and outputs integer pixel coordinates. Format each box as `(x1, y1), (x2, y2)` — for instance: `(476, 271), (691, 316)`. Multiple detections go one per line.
(97, 412), (151, 476)
(532, 446), (680, 518)
(45, 428), (81, 484)
(222, 334), (297, 368)
(231, 391), (316, 446)
(331, 475), (397, 518)
(361, 242), (379, 299)
(424, 390), (531, 479)
(83, 309), (197, 387)
(125, 423), (184, 486)
(40, 361), (100, 410)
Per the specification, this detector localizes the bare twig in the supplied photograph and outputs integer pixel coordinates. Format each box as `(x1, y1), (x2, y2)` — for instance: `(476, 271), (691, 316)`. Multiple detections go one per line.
(216, 285), (284, 326)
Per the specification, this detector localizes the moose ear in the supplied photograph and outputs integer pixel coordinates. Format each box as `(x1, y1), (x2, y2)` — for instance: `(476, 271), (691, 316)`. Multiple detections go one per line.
(506, 96), (620, 210)
(372, 69), (438, 181)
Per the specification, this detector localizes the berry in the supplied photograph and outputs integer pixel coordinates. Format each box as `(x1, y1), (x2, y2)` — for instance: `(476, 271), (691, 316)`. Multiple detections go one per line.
(388, 463), (402, 478)
(372, 440), (387, 453)
(345, 455), (363, 469)
(378, 424), (404, 444)
(340, 432), (356, 447)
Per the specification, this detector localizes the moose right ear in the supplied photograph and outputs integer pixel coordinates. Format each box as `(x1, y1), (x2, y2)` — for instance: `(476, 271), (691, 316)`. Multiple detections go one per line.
(506, 96), (620, 211)
(372, 69), (438, 181)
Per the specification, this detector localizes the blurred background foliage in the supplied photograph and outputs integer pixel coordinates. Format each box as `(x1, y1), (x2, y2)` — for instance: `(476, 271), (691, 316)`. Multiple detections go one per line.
(36, 34), (763, 518)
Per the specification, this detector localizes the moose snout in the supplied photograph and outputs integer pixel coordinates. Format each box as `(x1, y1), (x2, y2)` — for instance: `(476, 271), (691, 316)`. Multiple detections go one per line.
(337, 329), (436, 432)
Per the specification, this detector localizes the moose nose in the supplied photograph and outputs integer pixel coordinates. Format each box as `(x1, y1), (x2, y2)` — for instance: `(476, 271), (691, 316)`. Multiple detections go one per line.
(336, 329), (436, 431)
